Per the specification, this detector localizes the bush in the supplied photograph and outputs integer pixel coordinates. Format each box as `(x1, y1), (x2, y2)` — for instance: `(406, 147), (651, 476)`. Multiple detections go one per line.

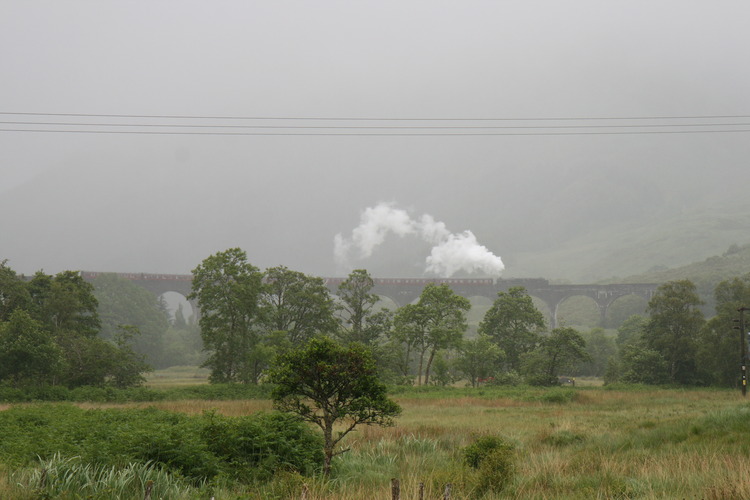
(0, 405), (322, 483)
(462, 435), (516, 493)
(463, 435), (515, 469)
(476, 447), (516, 493)
(526, 373), (560, 386)
(487, 371), (523, 387)
(0, 382), (271, 403)
(200, 410), (323, 481)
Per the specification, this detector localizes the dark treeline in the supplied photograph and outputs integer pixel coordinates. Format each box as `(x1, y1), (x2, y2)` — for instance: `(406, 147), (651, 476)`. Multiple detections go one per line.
(189, 248), (750, 389)
(3, 247), (748, 391)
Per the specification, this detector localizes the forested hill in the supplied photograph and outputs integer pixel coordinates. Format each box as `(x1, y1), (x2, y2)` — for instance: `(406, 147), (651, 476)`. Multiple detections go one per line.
(614, 242), (750, 312)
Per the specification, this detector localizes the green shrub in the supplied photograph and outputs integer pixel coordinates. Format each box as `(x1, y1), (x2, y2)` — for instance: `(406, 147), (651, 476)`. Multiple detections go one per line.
(526, 374), (560, 387)
(0, 405), (322, 484)
(487, 371), (523, 386)
(200, 410), (323, 480)
(0, 382), (272, 404)
(462, 435), (516, 493)
(476, 447), (516, 493)
(463, 435), (514, 469)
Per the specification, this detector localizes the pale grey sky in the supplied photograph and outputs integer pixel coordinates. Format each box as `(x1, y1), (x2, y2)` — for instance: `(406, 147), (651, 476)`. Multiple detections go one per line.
(2, 1), (749, 280)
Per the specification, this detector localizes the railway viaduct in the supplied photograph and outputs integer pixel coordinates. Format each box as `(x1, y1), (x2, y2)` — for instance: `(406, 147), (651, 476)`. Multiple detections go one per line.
(82, 272), (658, 328)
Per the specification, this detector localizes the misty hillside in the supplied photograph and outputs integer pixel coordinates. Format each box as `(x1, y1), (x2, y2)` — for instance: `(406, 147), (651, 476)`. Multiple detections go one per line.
(508, 198), (750, 282)
(620, 241), (750, 289)
(2, 143), (750, 285)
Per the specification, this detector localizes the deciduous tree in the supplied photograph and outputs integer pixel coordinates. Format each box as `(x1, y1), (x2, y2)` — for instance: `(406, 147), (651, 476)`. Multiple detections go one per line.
(92, 273), (170, 368)
(455, 334), (504, 387)
(643, 280), (705, 385)
(393, 284), (470, 385)
(189, 248), (263, 383)
(336, 269), (391, 345)
(0, 309), (62, 387)
(269, 336), (401, 475)
(697, 274), (750, 386)
(260, 266), (338, 346)
(0, 260), (31, 322)
(521, 327), (590, 385)
(479, 286), (546, 372)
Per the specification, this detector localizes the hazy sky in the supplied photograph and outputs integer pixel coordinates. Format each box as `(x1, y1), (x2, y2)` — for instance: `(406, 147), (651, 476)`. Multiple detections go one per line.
(2, 1), (750, 280)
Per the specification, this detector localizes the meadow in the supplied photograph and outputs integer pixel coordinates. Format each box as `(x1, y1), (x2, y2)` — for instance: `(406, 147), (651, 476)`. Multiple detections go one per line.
(2, 373), (750, 499)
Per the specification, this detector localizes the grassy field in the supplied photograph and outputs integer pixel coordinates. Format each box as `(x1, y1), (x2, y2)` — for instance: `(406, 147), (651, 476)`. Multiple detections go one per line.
(2, 386), (747, 499)
(143, 365), (210, 388)
(3, 383), (750, 499)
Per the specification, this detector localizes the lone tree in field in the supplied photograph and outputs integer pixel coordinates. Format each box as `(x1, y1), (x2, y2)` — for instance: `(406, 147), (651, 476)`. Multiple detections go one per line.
(269, 336), (401, 475)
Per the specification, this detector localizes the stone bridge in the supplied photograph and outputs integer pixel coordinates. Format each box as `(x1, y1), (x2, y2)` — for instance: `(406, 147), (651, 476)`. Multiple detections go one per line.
(81, 272), (658, 328)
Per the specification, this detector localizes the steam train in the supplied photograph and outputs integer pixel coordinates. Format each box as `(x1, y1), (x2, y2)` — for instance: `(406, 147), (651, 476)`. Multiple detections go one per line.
(81, 271), (549, 289)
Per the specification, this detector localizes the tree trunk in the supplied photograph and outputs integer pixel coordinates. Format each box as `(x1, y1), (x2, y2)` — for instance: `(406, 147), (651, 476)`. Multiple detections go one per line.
(323, 421), (334, 476)
(424, 348), (437, 385)
(417, 350), (425, 386)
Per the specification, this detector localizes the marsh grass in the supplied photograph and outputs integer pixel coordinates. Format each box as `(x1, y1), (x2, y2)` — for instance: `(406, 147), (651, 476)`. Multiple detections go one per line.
(8, 453), (202, 500)
(2, 386), (749, 499)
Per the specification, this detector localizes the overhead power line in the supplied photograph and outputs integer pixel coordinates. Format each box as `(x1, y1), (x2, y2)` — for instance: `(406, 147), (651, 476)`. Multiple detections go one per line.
(2, 120), (750, 130)
(3, 128), (750, 137)
(2, 111), (750, 121)
(1, 111), (750, 136)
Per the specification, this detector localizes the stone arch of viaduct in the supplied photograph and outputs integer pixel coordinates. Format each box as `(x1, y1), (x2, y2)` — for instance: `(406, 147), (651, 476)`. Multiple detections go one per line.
(83, 272), (658, 329)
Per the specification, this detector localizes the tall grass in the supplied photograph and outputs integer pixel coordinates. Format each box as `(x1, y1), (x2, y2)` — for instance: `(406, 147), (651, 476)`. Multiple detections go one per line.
(2, 386), (749, 499)
(9, 454), (202, 500)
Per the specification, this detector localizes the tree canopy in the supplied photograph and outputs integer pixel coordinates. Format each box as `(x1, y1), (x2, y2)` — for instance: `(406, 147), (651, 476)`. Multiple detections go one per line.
(92, 273), (170, 368)
(479, 286), (546, 372)
(644, 280), (705, 385)
(189, 248), (264, 383)
(521, 327), (590, 385)
(260, 265), (338, 346)
(0, 262), (151, 388)
(269, 336), (401, 475)
(393, 283), (470, 385)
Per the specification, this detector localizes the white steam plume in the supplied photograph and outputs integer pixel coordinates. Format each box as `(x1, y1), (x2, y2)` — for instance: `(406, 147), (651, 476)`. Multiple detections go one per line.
(334, 202), (505, 277)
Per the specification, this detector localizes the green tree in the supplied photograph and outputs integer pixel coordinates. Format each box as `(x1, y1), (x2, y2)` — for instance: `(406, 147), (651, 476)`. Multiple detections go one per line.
(393, 284), (470, 385)
(455, 334), (504, 387)
(108, 325), (153, 387)
(643, 280), (705, 385)
(616, 314), (647, 347)
(521, 327), (590, 385)
(189, 248), (263, 383)
(336, 269), (391, 345)
(0, 309), (62, 387)
(269, 336), (401, 475)
(260, 266), (338, 346)
(0, 266), (151, 388)
(390, 303), (423, 381)
(697, 274), (750, 386)
(173, 302), (188, 329)
(27, 271), (100, 338)
(578, 328), (617, 377)
(479, 286), (546, 372)
(618, 337), (670, 384)
(0, 260), (31, 322)
(92, 273), (170, 368)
